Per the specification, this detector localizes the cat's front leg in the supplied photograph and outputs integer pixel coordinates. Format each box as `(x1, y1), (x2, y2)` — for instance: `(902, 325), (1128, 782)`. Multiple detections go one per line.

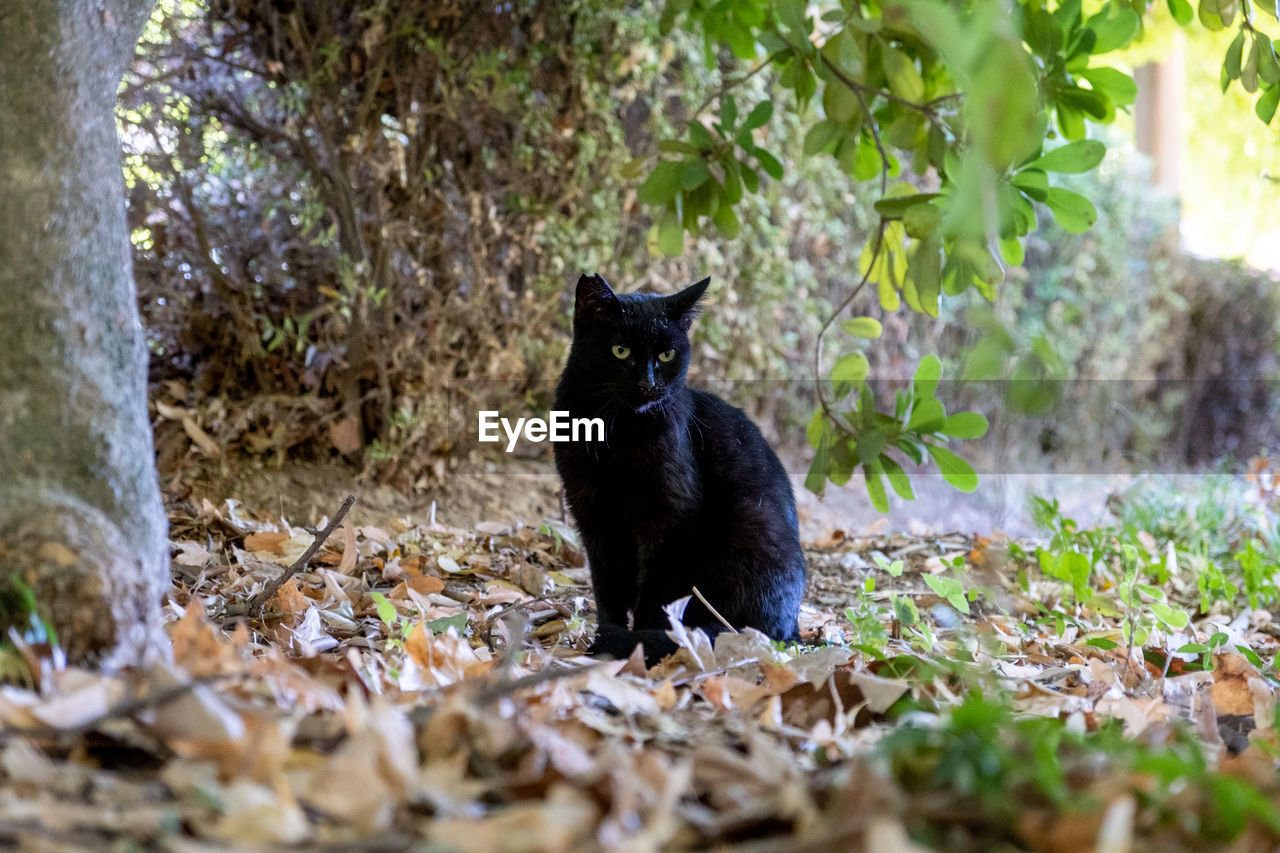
(580, 535), (637, 628)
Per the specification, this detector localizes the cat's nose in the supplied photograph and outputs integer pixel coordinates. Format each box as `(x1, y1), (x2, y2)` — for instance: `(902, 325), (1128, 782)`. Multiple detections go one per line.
(639, 363), (656, 391)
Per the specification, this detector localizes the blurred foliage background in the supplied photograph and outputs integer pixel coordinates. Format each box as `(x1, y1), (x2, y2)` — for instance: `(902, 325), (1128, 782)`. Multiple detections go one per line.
(119, 0), (1279, 496)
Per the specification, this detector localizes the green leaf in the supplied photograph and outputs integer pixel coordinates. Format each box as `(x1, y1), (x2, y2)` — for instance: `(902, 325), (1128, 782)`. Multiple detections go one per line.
(864, 463), (890, 512)
(1225, 29), (1246, 80)
(371, 591), (397, 626)
(427, 613), (468, 634)
(713, 204), (741, 238)
(1012, 167), (1050, 200)
(923, 574), (970, 614)
(1235, 644), (1266, 667)
(804, 119), (845, 155)
(1043, 187), (1098, 233)
(913, 354), (942, 398)
(1167, 0), (1195, 24)
(823, 80), (863, 122)
(999, 235), (1025, 266)
(1150, 602), (1190, 629)
(637, 162), (682, 205)
(689, 121), (715, 151)
(880, 454), (915, 500)
(905, 237), (942, 316)
(722, 158), (744, 203)
(1085, 6), (1140, 53)
(621, 157), (649, 179)
(926, 444), (979, 491)
(742, 101), (774, 131)
(1243, 32), (1261, 92)
(830, 437), (857, 486)
(720, 94), (738, 131)
(1028, 140), (1107, 173)
(680, 160), (711, 190)
(832, 352), (870, 383)
(657, 209), (684, 256)
(1256, 84), (1280, 124)
(1087, 637), (1120, 649)
(806, 421), (833, 494)
(806, 408), (826, 449)
(1200, 0), (1227, 30)
(884, 111), (924, 149)
(1079, 67), (1138, 106)
(755, 147), (784, 180)
(855, 427), (887, 464)
(725, 23), (756, 60)
(1258, 34), (1280, 84)
(874, 192), (942, 219)
(1056, 101), (1086, 139)
(903, 202), (942, 239)
(881, 45), (925, 102)
(658, 139), (699, 155)
(907, 397), (946, 431)
(941, 412), (990, 438)
(969, 37), (1042, 167)
(776, 0), (809, 37)
(841, 316), (883, 338)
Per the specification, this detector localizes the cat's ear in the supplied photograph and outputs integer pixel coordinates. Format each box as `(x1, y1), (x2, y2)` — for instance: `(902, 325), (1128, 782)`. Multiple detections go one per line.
(575, 273), (617, 322)
(666, 277), (710, 330)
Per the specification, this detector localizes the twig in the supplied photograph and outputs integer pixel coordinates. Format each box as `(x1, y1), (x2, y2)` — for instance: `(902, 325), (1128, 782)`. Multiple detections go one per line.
(225, 494), (357, 618)
(405, 661), (606, 723)
(813, 219), (887, 439)
(690, 54), (781, 119)
(816, 50), (959, 127)
(473, 660), (605, 704)
(691, 585), (739, 634)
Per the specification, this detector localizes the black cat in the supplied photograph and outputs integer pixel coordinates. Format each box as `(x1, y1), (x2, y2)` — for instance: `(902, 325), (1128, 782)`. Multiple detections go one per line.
(553, 273), (806, 663)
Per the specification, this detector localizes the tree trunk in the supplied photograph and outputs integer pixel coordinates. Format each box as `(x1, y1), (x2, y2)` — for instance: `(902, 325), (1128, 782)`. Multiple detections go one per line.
(0, 0), (167, 665)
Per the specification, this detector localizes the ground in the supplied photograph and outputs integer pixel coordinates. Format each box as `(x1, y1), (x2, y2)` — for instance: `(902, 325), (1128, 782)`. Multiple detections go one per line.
(1, 455), (1278, 850)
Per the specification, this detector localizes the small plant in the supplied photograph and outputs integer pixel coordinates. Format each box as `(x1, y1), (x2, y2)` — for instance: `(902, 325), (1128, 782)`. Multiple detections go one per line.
(370, 591), (413, 657)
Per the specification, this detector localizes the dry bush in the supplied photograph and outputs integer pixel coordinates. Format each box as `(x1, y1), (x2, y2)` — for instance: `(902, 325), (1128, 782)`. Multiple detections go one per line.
(124, 0), (662, 486)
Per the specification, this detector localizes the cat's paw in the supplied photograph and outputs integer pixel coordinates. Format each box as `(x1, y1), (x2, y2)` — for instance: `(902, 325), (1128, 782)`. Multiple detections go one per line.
(586, 623), (638, 659)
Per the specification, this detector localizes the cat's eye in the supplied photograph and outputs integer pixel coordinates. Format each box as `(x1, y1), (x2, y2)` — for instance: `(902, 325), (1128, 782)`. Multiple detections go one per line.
(611, 344), (630, 359)
(658, 349), (676, 363)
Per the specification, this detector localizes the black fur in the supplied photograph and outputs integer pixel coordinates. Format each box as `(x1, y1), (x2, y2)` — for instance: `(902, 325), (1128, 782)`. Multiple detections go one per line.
(553, 273), (806, 664)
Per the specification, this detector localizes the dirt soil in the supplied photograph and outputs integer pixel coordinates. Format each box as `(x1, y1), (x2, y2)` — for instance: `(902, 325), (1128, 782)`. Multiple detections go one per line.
(172, 451), (1130, 544)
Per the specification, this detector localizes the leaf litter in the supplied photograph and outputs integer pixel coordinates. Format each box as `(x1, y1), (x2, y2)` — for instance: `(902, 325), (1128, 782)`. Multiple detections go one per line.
(0, 495), (1277, 850)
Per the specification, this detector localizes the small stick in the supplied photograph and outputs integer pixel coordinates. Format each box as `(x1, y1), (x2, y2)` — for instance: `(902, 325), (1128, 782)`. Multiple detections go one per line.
(228, 494), (357, 618)
(691, 585), (738, 634)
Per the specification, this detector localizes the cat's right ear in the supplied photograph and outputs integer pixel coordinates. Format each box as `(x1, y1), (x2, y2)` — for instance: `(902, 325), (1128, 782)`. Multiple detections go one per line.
(574, 273), (617, 323)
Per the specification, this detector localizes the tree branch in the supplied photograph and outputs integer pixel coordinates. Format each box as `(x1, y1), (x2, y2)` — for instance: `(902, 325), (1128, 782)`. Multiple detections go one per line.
(222, 494), (357, 618)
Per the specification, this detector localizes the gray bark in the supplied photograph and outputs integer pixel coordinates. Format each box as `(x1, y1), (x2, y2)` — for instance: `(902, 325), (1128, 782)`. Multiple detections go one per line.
(0, 0), (166, 664)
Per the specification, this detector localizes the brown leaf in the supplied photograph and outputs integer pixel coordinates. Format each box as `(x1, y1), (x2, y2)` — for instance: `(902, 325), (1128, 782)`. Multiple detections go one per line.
(329, 416), (362, 455)
(244, 530), (289, 555)
(336, 523), (357, 573)
(273, 579), (310, 615)
(170, 599), (235, 676)
(1211, 652), (1260, 715)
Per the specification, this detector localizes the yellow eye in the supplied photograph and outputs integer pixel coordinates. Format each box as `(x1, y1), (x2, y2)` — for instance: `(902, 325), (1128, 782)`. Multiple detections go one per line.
(658, 349), (676, 363)
(611, 344), (630, 359)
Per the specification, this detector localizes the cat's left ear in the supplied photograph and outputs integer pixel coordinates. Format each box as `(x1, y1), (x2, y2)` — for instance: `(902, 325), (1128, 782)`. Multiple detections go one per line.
(666, 277), (710, 331)
(574, 273), (618, 324)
